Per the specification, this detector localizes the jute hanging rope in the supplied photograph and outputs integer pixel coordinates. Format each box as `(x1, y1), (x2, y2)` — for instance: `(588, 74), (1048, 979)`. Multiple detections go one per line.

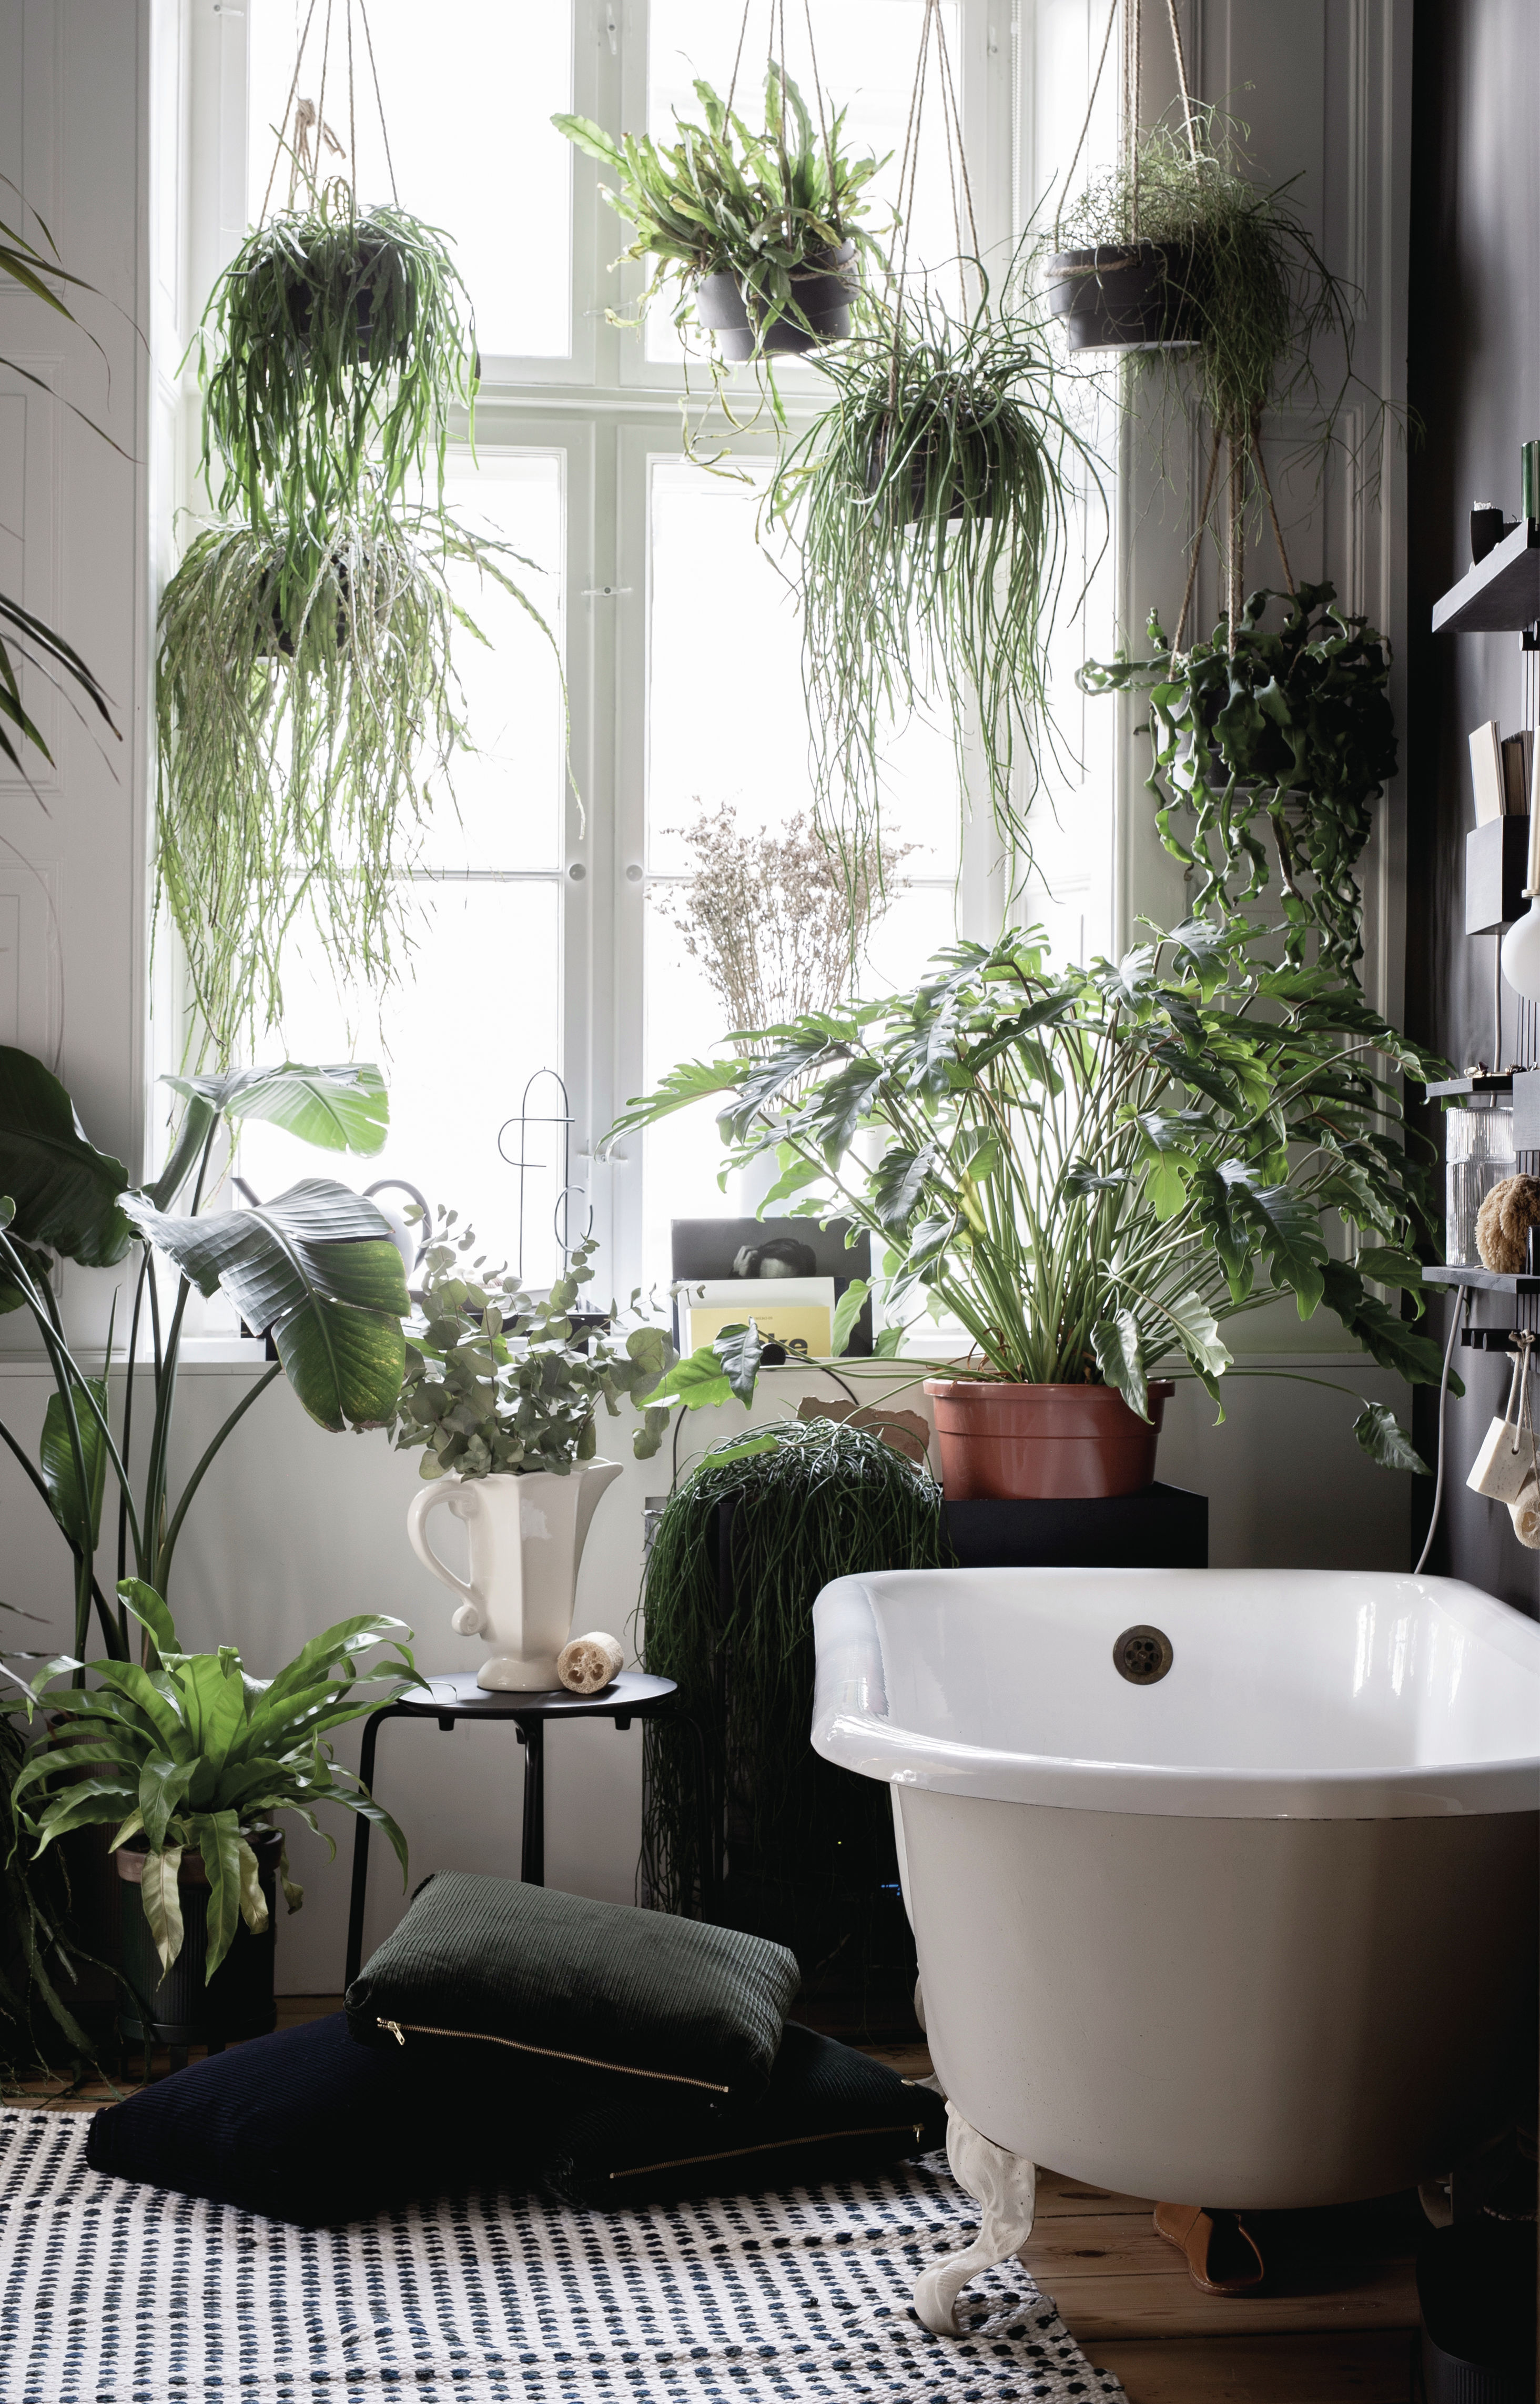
(259, 0), (399, 224)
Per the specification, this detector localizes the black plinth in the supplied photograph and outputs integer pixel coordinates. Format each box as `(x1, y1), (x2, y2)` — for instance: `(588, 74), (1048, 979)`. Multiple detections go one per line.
(942, 1481), (1208, 1569)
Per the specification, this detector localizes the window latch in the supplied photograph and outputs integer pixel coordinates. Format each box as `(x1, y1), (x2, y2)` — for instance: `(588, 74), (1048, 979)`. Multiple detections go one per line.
(604, 6), (618, 56)
(581, 584), (632, 599)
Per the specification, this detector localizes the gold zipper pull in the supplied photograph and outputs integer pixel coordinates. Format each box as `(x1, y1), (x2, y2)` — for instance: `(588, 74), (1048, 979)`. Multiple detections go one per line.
(379, 2018), (406, 2047)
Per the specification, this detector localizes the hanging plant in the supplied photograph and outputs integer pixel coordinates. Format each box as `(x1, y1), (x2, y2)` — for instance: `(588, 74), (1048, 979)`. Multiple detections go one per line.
(1079, 583), (1396, 975)
(155, 504), (550, 1062)
(554, 67), (886, 362)
(196, 184), (479, 528)
(768, 284), (1096, 873)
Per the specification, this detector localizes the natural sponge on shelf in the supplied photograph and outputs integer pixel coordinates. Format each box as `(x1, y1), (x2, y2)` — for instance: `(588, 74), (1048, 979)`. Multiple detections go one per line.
(1474, 1173), (1540, 1272)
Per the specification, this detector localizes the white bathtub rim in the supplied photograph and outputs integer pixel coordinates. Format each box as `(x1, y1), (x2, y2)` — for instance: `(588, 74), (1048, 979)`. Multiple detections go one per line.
(811, 1570), (1540, 1821)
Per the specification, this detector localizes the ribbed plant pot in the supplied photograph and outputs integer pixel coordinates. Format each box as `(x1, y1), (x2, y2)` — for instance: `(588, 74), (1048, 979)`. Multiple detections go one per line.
(924, 1378), (1177, 1500)
(115, 1826), (281, 2053)
(1045, 243), (1202, 352)
(695, 240), (856, 362)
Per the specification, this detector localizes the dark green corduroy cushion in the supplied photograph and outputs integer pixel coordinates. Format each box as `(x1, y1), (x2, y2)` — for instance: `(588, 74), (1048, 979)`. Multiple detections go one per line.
(346, 1874), (799, 2101)
(543, 2022), (947, 2207)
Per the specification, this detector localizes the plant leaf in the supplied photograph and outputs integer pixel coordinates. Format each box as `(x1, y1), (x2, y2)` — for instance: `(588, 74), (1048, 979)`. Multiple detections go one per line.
(139, 1845), (185, 1974)
(0, 1046), (133, 1270)
(191, 1811), (244, 1978)
(164, 1062), (389, 1156)
(1092, 1310), (1150, 1421)
(39, 1372), (109, 1548)
(1352, 1399), (1430, 1475)
(830, 1279), (869, 1359)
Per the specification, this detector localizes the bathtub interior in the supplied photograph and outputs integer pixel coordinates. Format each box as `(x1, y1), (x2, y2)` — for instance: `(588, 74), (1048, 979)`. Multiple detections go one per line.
(858, 1568), (1540, 1776)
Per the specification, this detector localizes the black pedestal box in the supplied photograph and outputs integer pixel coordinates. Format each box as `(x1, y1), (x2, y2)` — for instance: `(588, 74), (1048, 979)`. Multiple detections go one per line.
(941, 1481), (1208, 1569)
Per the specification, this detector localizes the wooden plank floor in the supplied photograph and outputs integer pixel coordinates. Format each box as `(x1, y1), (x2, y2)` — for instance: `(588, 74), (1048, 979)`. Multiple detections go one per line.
(10, 2007), (1421, 2401)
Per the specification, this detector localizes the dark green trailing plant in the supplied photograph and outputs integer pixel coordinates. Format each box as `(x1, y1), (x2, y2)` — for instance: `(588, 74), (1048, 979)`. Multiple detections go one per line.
(554, 69), (886, 352)
(389, 1208), (680, 1477)
(155, 503), (549, 1062)
(0, 1705), (117, 2085)
(611, 917), (1450, 1467)
(1056, 107), (1396, 628)
(15, 1582), (418, 1981)
(0, 1050), (409, 1668)
(767, 278), (1099, 872)
(1079, 583), (1396, 974)
(640, 1416), (946, 2004)
(196, 185), (478, 529)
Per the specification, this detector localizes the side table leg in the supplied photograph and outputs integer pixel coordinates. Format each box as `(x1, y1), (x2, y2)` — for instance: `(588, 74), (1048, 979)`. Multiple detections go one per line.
(519, 1717), (545, 1886)
(345, 1707), (390, 1989)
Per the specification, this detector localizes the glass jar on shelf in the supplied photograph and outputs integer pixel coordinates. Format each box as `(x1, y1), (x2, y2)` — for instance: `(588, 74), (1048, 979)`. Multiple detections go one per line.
(1445, 1104), (1517, 1265)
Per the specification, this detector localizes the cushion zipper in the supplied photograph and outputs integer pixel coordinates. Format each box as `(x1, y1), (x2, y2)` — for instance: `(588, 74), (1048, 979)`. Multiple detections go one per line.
(374, 2016), (731, 2095)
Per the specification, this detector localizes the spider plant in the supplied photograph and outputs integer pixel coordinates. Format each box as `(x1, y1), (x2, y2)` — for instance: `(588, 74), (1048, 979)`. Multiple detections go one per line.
(1080, 583), (1396, 976)
(554, 68), (886, 355)
(195, 182), (478, 529)
(767, 276), (1099, 872)
(155, 501), (550, 1064)
(610, 915), (1447, 1467)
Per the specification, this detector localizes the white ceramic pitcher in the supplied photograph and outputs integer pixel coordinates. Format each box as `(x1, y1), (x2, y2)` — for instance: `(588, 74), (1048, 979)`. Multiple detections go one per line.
(405, 1461), (622, 1691)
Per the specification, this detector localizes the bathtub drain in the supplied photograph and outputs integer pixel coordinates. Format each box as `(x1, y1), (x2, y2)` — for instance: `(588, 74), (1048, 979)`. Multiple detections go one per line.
(1113, 1624), (1174, 1684)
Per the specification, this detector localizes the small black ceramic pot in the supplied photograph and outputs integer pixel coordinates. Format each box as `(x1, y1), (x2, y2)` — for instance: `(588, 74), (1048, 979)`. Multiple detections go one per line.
(1045, 241), (1203, 352)
(695, 240), (857, 362)
(866, 418), (995, 524)
(116, 1825), (281, 2056)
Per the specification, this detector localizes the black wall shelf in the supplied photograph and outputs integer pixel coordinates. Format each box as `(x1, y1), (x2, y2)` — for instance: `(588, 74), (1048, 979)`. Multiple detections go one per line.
(1423, 1074), (1516, 1099)
(1432, 518), (1540, 633)
(1425, 1264), (1540, 1295)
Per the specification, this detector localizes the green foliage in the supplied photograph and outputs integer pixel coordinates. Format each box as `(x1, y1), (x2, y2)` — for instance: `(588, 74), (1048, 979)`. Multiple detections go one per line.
(196, 185), (478, 527)
(640, 1418), (946, 1988)
(155, 506), (550, 1064)
(767, 281), (1099, 870)
(611, 917), (1449, 1461)
(555, 69), (886, 349)
(0, 1706), (115, 2084)
(15, 1585), (417, 1980)
(390, 1210), (678, 1478)
(1079, 584), (1396, 974)
(0, 1047), (134, 1300)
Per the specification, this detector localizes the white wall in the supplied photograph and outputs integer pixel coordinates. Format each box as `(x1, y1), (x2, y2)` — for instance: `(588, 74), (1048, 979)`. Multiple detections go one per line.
(0, 0), (1419, 1996)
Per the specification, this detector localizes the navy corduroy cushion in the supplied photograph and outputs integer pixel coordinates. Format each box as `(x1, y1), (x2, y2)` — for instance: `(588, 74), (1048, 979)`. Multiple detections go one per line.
(346, 1874), (801, 2103)
(543, 2022), (947, 2207)
(85, 2010), (541, 2226)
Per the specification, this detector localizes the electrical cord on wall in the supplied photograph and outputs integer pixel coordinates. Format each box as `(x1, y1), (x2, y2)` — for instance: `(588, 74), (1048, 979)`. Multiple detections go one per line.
(1413, 1286), (1472, 1576)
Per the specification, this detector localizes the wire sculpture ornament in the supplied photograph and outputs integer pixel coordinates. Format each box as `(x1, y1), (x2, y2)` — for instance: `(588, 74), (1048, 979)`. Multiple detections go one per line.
(497, 1068), (593, 1288)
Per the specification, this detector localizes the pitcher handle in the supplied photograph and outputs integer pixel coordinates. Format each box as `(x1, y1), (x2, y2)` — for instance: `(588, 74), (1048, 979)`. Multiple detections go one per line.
(406, 1484), (475, 1611)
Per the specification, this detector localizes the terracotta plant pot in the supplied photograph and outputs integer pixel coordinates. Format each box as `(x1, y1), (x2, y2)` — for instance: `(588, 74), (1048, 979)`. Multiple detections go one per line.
(695, 240), (857, 362)
(924, 1378), (1177, 1501)
(115, 1826), (282, 2054)
(1045, 242), (1202, 352)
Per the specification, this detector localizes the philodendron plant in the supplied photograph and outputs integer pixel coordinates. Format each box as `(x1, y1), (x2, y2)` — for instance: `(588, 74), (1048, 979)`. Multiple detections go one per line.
(0, 1050), (410, 1667)
(1079, 584), (1396, 975)
(14, 1582), (417, 1978)
(610, 917), (1450, 1468)
(389, 1209), (681, 1478)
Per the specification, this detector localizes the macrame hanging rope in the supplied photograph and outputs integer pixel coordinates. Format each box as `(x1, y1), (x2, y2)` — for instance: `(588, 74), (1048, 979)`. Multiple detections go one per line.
(887, 0), (980, 336)
(258, 0), (399, 227)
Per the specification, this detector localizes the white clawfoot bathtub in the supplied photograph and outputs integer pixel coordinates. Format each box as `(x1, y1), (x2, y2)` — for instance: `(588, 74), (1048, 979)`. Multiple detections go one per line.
(810, 1568), (1540, 2334)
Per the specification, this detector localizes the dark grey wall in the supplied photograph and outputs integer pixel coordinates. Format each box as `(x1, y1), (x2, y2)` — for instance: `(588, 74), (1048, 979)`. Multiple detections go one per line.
(1407, 0), (1540, 1613)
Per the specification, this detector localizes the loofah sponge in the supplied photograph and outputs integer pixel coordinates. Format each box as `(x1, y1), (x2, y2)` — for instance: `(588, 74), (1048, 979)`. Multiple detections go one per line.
(1474, 1173), (1540, 1272)
(1512, 1477), (1540, 1549)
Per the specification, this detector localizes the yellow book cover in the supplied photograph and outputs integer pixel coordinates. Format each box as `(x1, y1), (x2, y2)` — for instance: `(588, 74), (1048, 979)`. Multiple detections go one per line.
(684, 1301), (833, 1360)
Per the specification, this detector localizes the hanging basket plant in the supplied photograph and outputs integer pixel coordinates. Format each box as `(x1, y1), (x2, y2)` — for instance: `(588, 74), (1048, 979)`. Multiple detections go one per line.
(1079, 582), (1396, 975)
(554, 66), (886, 362)
(155, 504), (549, 1062)
(196, 183), (478, 527)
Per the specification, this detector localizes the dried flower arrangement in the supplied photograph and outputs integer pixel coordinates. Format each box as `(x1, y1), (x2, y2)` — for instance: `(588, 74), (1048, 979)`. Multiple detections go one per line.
(651, 803), (911, 1035)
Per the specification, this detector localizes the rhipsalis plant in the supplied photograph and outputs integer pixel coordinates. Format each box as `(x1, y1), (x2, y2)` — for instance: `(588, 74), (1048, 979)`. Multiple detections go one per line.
(1079, 584), (1396, 974)
(611, 916), (1448, 1470)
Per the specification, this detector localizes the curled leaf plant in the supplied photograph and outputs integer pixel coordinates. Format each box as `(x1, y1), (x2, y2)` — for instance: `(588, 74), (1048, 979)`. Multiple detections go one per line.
(1079, 582), (1396, 974)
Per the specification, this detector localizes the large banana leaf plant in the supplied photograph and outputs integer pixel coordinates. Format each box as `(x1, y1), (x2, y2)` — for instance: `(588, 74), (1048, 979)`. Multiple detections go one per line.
(609, 917), (1452, 1467)
(0, 1051), (410, 1670)
(12, 1581), (416, 1980)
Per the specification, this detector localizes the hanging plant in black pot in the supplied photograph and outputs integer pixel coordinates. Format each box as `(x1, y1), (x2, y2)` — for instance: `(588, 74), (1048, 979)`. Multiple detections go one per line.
(555, 65), (886, 365)
(640, 1417), (948, 2032)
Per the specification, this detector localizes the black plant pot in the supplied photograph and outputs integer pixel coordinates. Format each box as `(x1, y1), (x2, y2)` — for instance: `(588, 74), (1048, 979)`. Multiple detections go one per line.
(866, 420), (994, 524)
(696, 240), (857, 363)
(116, 1826), (281, 2064)
(257, 553), (354, 660)
(1045, 241), (1203, 352)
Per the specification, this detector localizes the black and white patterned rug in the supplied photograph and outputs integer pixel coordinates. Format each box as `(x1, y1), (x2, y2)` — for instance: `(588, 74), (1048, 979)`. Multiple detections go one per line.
(0, 2108), (1123, 2402)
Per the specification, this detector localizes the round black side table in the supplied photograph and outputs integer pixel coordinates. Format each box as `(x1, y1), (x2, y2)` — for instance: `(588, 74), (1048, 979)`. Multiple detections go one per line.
(342, 1671), (710, 1990)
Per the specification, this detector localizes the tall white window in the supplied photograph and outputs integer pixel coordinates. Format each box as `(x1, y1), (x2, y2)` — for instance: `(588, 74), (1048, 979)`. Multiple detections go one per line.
(189, 0), (1117, 1292)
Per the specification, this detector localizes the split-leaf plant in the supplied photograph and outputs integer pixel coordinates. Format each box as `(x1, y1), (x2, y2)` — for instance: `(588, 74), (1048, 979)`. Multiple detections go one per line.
(14, 1581), (417, 1980)
(1079, 583), (1396, 975)
(610, 915), (1450, 1468)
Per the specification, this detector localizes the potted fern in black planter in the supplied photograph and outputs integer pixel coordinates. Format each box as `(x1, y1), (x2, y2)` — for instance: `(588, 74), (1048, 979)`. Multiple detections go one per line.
(555, 68), (886, 362)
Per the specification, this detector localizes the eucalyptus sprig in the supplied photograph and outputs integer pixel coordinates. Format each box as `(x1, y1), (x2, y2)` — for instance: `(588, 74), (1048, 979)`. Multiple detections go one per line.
(555, 69), (886, 351)
(767, 274), (1101, 873)
(196, 183), (478, 528)
(390, 1212), (680, 1478)
(1079, 583), (1396, 973)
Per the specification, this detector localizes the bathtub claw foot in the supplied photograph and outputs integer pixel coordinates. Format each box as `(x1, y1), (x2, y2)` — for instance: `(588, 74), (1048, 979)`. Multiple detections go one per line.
(915, 2104), (1037, 2336)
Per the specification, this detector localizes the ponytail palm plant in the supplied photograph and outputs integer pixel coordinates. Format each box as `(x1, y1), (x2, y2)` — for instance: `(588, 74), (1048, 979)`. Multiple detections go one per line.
(610, 916), (1447, 1466)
